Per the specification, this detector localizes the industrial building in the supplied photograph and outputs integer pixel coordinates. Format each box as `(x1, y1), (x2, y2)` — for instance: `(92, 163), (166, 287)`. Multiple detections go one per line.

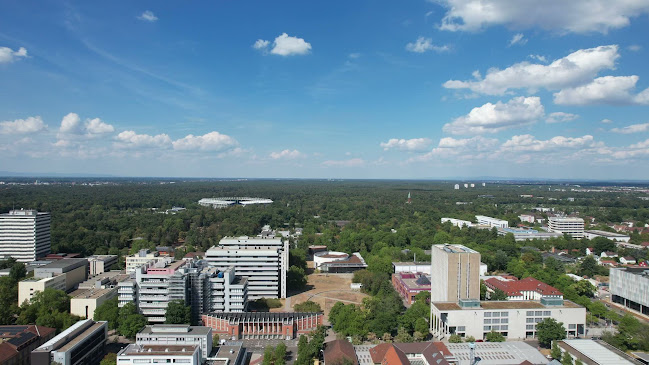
(584, 230), (631, 242)
(430, 244), (481, 302)
(610, 267), (649, 316)
(0, 325), (56, 365)
(0, 209), (51, 262)
(548, 217), (585, 239)
(205, 236), (288, 299)
(136, 325), (213, 362)
(31, 319), (107, 365)
(202, 312), (323, 340)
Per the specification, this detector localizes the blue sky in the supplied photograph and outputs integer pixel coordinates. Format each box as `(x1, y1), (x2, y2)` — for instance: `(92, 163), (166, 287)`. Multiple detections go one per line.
(1, 1), (649, 179)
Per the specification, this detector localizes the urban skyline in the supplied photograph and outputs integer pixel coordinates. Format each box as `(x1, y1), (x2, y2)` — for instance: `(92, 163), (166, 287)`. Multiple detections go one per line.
(1, 1), (649, 179)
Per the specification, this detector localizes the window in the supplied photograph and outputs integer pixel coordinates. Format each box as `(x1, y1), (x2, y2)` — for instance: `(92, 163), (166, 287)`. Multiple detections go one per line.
(501, 325), (508, 330)
(457, 326), (466, 331)
(500, 312), (508, 317)
(493, 312), (500, 317)
(484, 312), (492, 317)
(484, 319), (492, 324)
(501, 318), (508, 324)
(484, 326), (491, 331)
(526, 318), (534, 323)
(543, 311), (551, 316)
(492, 319), (500, 324)
(569, 324), (576, 329)
(526, 325), (534, 330)
(535, 311), (543, 316)
(526, 311), (534, 316)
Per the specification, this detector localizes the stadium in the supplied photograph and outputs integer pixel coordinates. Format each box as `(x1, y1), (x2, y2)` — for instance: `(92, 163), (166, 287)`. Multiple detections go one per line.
(198, 197), (273, 209)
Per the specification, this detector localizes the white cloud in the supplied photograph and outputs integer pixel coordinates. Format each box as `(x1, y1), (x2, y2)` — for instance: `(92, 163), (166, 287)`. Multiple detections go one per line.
(608, 139), (649, 159)
(405, 37), (450, 53)
(115, 131), (172, 149)
(509, 33), (527, 46)
(0, 116), (47, 134)
(437, 0), (649, 34)
(348, 53), (361, 59)
(57, 113), (115, 138)
(253, 39), (270, 50)
(0, 46), (28, 63)
(546, 112), (579, 124)
(269, 149), (303, 160)
(321, 158), (365, 167)
(444, 45), (619, 95)
(628, 45), (642, 52)
(601, 119), (613, 124)
(443, 96), (544, 135)
(501, 134), (596, 152)
(259, 33), (311, 56)
(380, 138), (433, 152)
(172, 131), (238, 151)
(553, 75), (649, 105)
(138, 10), (158, 22)
(528, 54), (547, 63)
(611, 123), (649, 134)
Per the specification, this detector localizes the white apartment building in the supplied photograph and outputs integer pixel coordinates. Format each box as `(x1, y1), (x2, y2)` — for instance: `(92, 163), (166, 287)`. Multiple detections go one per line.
(548, 217), (585, 239)
(0, 209), (51, 262)
(117, 344), (200, 365)
(475, 215), (509, 228)
(205, 236), (288, 299)
(430, 299), (586, 341)
(18, 274), (66, 305)
(136, 325), (213, 362)
(441, 218), (473, 228)
(518, 214), (535, 223)
(125, 249), (171, 273)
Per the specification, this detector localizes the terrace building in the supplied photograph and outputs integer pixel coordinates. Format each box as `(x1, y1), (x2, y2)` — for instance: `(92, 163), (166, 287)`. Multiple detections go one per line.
(548, 217), (585, 239)
(125, 249), (171, 273)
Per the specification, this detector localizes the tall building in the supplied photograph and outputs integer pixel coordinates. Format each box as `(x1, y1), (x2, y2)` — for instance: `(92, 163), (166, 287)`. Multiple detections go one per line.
(118, 260), (247, 323)
(205, 236), (288, 299)
(31, 319), (107, 365)
(430, 244), (480, 302)
(610, 267), (649, 316)
(548, 217), (585, 239)
(0, 209), (51, 262)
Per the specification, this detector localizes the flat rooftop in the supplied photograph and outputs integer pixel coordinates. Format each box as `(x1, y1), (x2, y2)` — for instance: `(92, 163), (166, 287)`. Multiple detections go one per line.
(561, 339), (635, 364)
(57, 322), (105, 352)
(213, 341), (244, 364)
(119, 344), (198, 356)
(432, 300), (581, 311)
(433, 244), (479, 254)
(445, 341), (548, 365)
(35, 258), (87, 270)
(70, 287), (116, 300)
(139, 325), (212, 336)
(585, 230), (630, 237)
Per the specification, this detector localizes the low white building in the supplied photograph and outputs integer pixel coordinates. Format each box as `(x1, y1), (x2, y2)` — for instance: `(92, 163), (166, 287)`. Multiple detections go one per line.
(70, 287), (117, 320)
(518, 214), (535, 223)
(430, 299), (586, 341)
(136, 325), (212, 362)
(87, 255), (118, 276)
(393, 262), (432, 275)
(441, 218), (473, 228)
(18, 274), (66, 305)
(125, 249), (171, 273)
(475, 215), (509, 228)
(584, 230), (631, 243)
(117, 344), (200, 365)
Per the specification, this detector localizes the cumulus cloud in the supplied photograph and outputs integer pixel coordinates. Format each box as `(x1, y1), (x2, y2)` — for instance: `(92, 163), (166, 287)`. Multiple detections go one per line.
(380, 138), (432, 152)
(321, 158), (365, 167)
(269, 149), (303, 160)
(0, 46), (28, 63)
(509, 33), (527, 46)
(529, 54), (547, 63)
(611, 123), (649, 134)
(444, 45), (619, 95)
(606, 139), (649, 159)
(546, 112), (579, 124)
(138, 10), (158, 22)
(405, 37), (450, 53)
(255, 33), (312, 56)
(437, 0), (649, 34)
(601, 119), (613, 124)
(172, 131), (238, 151)
(410, 136), (499, 162)
(0, 116), (47, 134)
(443, 96), (544, 135)
(115, 131), (172, 149)
(553, 75), (649, 105)
(501, 134), (596, 152)
(57, 113), (115, 138)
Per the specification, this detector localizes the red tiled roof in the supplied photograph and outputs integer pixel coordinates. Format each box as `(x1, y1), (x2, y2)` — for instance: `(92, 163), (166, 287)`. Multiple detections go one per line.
(485, 276), (562, 297)
(324, 340), (358, 365)
(370, 342), (450, 365)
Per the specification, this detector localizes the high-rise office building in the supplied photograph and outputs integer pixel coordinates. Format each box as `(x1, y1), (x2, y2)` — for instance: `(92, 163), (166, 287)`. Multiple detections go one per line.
(0, 209), (51, 262)
(205, 236), (288, 299)
(430, 244), (480, 302)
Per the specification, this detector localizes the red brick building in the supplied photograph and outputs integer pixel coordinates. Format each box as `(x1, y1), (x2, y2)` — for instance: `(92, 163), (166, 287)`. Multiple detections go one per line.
(391, 272), (431, 305)
(202, 312), (323, 340)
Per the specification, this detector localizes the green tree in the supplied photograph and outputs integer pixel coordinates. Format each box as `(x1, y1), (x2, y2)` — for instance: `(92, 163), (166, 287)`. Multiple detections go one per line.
(94, 297), (119, 329)
(0, 277), (18, 325)
(489, 288), (508, 301)
(449, 334), (462, 343)
(274, 343), (287, 365)
(578, 256), (599, 277)
(294, 301), (322, 313)
(9, 262), (26, 282)
(551, 341), (562, 359)
(165, 300), (191, 324)
(213, 333), (220, 345)
(118, 312), (148, 339)
(100, 353), (117, 365)
(395, 326), (412, 342)
(263, 346), (274, 365)
(561, 351), (573, 365)
(465, 336), (476, 343)
(414, 318), (428, 334)
(287, 266), (307, 291)
(574, 359), (583, 365)
(480, 280), (487, 300)
(537, 318), (566, 347)
(485, 330), (505, 342)
(571, 280), (596, 297)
